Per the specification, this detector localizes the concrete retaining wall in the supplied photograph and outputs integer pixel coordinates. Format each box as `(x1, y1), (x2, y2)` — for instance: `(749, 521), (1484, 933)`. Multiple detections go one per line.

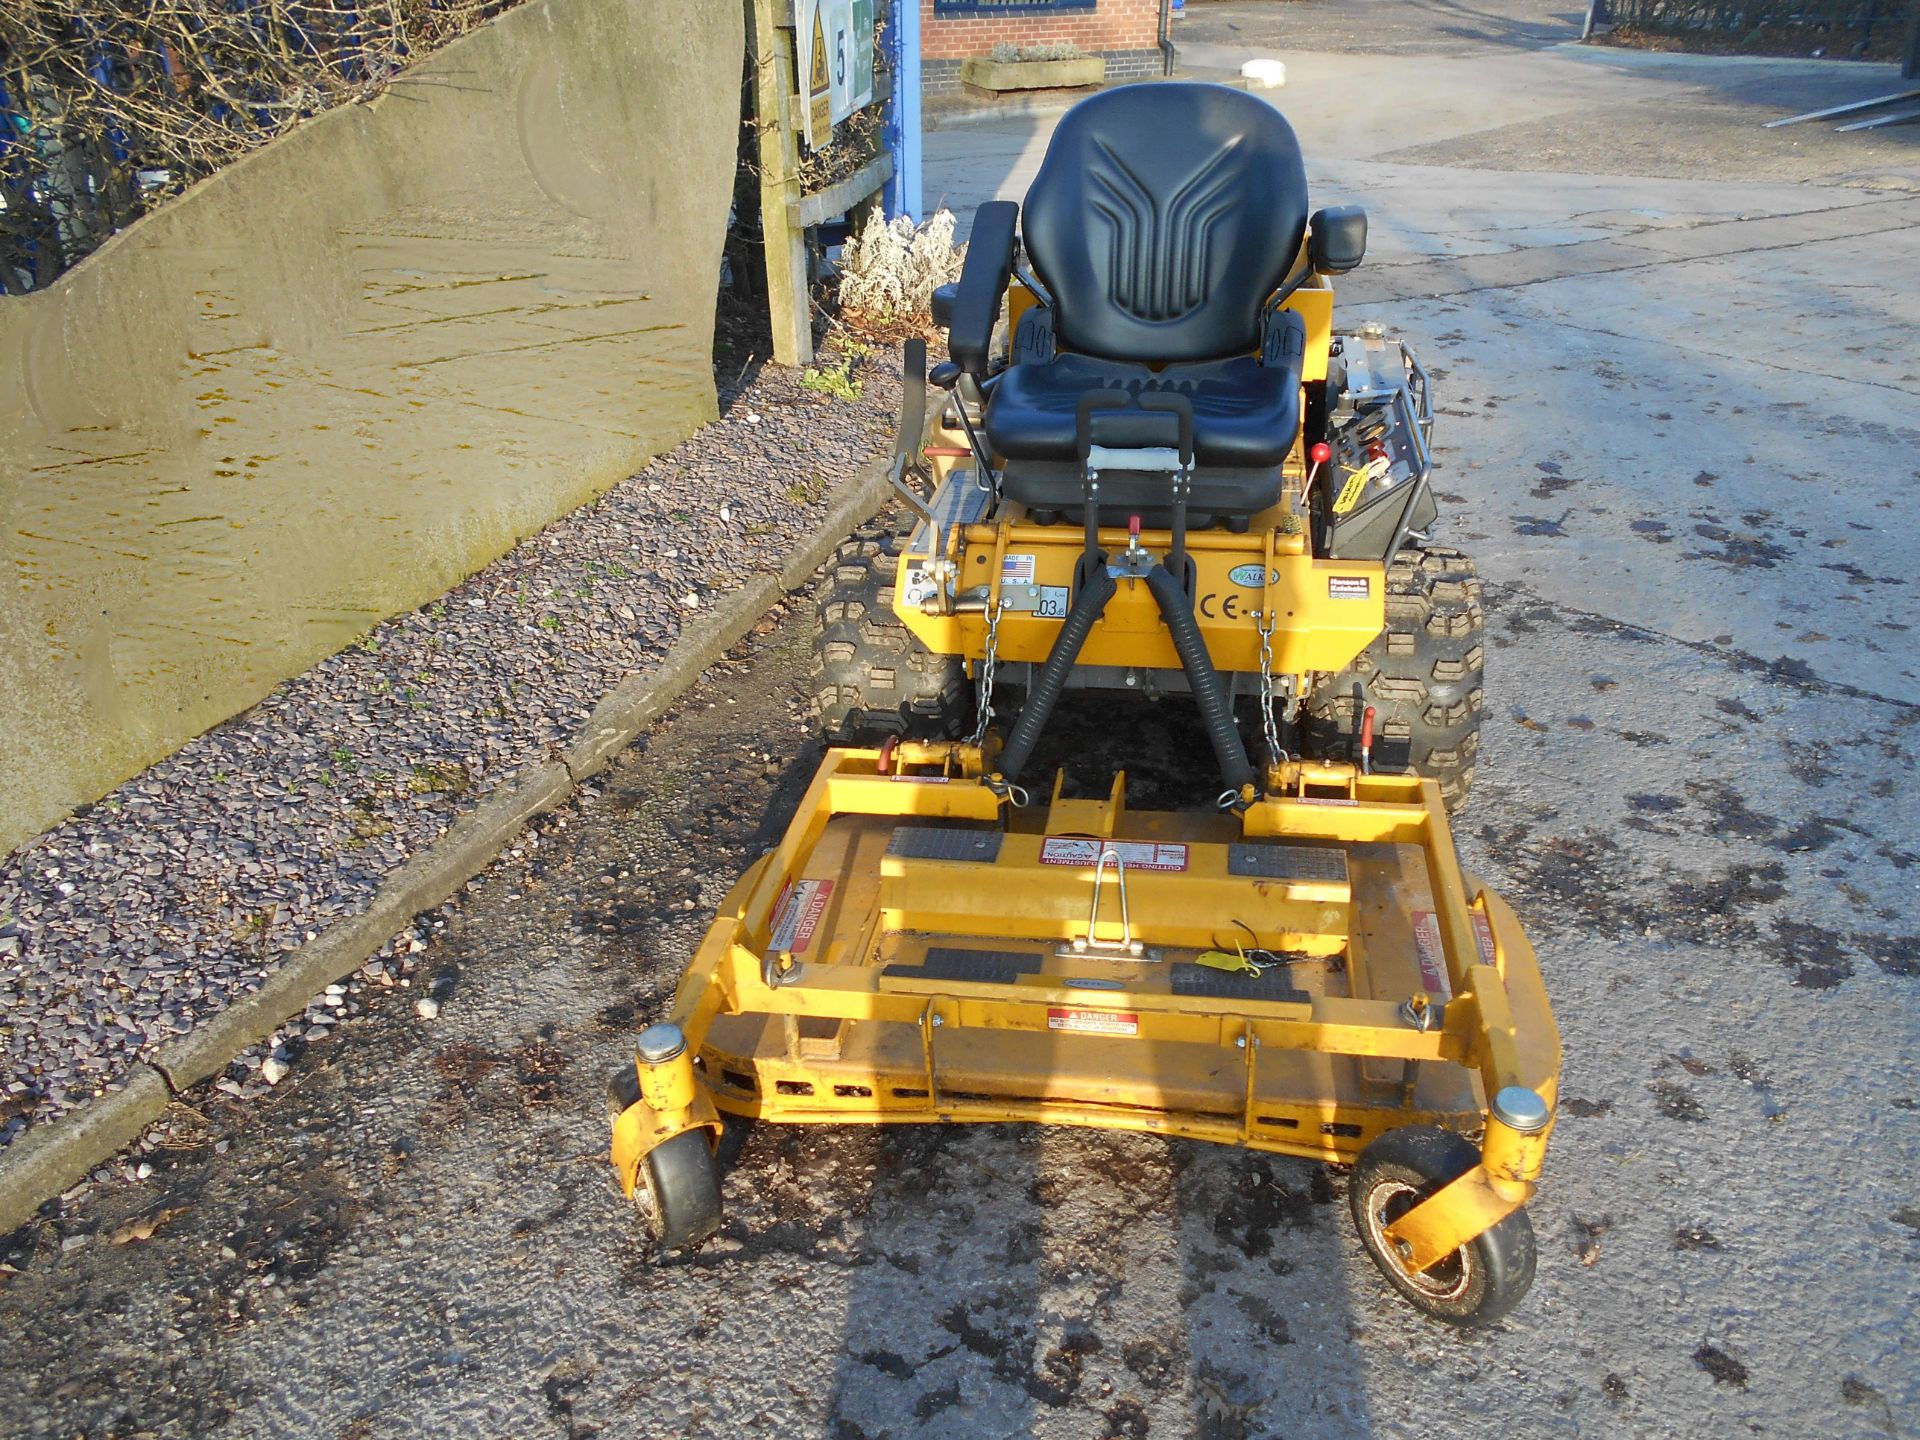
(0, 0), (743, 856)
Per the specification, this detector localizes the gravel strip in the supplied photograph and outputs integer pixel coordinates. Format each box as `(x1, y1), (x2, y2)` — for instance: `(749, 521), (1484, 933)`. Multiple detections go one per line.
(0, 344), (900, 1142)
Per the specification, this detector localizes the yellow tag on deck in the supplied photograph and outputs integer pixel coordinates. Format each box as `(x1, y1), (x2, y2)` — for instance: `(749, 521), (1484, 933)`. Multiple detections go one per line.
(1332, 469), (1368, 514)
(1196, 949), (1258, 976)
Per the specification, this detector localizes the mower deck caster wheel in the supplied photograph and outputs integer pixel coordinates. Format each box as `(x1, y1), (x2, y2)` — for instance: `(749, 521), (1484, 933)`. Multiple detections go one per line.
(1349, 1125), (1535, 1327)
(634, 1128), (723, 1253)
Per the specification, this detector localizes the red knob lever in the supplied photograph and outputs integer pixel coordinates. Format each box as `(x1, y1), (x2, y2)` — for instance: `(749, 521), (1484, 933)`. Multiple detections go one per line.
(1311, 442), (1331, 465)
(1129, 513), (1142, 538)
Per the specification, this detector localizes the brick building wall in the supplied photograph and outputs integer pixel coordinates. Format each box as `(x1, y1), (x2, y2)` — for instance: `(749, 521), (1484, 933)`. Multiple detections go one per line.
(921, 0), (1163, 94)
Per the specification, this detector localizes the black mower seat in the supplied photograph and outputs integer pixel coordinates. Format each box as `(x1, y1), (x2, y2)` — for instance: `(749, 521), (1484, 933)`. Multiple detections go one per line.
(987, 353), (1300, 469)
(973, 82), (1312, 517)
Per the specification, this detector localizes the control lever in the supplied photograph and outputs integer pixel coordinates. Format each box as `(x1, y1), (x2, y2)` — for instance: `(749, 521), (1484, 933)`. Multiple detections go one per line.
(1302, 441), (1332, 505)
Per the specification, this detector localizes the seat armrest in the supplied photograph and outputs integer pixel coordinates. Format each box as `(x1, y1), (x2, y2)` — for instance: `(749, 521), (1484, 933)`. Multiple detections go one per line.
(930, 283), (958, 331)
(1308, 205), (1367, 275)
(951, 201), (1019, 377)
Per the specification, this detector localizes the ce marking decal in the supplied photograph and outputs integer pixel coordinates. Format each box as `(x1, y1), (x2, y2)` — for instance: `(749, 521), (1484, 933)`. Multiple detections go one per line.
(1198, 592), (1249, 619)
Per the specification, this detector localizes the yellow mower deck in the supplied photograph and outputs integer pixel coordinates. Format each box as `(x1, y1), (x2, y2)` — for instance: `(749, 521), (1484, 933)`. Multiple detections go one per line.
(612, 746), (1559, 1282)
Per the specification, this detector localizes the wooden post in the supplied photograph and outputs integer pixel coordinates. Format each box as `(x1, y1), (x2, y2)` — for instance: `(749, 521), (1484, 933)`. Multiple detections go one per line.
(751, 0), (813, 365)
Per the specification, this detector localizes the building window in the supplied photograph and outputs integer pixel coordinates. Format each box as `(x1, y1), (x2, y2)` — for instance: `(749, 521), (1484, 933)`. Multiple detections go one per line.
(932, 0), (1098, 16)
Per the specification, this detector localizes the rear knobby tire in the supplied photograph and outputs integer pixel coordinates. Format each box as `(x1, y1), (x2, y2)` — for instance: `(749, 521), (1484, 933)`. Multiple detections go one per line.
(636, 1128), (723, 1253)
(810, 524), (974, 743)
(1349, 1125), (1536, 1327)
(1304, 544), (1483, 809)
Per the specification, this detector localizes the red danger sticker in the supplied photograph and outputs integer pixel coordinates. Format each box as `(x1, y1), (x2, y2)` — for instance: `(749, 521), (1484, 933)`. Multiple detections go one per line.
(1411, 910), (1452, 1000)
(769, 878), (833, 953)
(1047, 1007), (1139, 1037)
(1037, 838), (1189, 872)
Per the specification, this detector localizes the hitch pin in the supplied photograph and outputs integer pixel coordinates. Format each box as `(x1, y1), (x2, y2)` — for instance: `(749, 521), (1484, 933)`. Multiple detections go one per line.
(1070, 847), (1144, 958)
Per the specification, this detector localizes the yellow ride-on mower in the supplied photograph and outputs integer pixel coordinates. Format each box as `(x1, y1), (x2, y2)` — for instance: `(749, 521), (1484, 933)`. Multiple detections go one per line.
(609, 83), (1560, 1325)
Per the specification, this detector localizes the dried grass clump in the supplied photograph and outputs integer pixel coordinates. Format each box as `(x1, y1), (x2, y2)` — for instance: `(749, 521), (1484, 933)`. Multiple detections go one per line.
(835, 206), (965, 327)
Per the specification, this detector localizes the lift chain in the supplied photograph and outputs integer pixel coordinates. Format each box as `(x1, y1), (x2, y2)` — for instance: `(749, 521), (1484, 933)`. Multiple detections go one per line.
(971, 599), (1006, 749)
(1256, 610), (1285, 764)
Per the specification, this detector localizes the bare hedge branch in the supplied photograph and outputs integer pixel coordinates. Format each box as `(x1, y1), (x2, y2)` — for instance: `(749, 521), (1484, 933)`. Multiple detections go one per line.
(0, 1), (524, 294)
(1605, 0), (1907, 58)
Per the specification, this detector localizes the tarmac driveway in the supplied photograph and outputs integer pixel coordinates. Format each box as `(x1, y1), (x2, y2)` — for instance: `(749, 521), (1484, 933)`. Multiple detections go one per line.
(4, 13), (1918, 1439)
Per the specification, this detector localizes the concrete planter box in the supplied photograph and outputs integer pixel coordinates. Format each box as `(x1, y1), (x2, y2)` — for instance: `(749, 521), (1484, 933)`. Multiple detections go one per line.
(961, 55), (1106, 93)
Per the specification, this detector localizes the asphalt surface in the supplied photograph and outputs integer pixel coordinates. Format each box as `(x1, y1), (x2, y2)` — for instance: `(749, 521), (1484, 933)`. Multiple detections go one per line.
(5, 9), (1920, 1440)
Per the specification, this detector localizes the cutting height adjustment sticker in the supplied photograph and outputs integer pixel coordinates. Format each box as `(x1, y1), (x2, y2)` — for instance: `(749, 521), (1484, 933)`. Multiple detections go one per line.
(1037, 838), (1189, 872)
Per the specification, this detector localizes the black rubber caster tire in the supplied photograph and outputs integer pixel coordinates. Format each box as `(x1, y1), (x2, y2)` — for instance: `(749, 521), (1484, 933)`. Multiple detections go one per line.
(810, 524), (974, 744)
(1349, 1125), (1536, 1327)
(605, 1061), (641, 1120)
(634, 1128), (723, 1253)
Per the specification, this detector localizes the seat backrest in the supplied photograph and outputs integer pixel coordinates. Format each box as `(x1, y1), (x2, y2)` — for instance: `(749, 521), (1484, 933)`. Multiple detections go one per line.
(1022, 83), (1308, 365)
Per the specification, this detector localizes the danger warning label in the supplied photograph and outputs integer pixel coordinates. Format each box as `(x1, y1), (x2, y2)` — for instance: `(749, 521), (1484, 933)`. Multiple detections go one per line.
(1047, 1007), (1139, 1037)
(1410, 909), (1451, 1000)
(770, 878), (833, 954)
(1037, 838), (1188, 872)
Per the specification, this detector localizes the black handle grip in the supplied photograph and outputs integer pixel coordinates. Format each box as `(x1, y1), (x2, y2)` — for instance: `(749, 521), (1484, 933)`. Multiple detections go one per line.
(1138, 392), (1195, 466)
(1074, 390), (1132, 460)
